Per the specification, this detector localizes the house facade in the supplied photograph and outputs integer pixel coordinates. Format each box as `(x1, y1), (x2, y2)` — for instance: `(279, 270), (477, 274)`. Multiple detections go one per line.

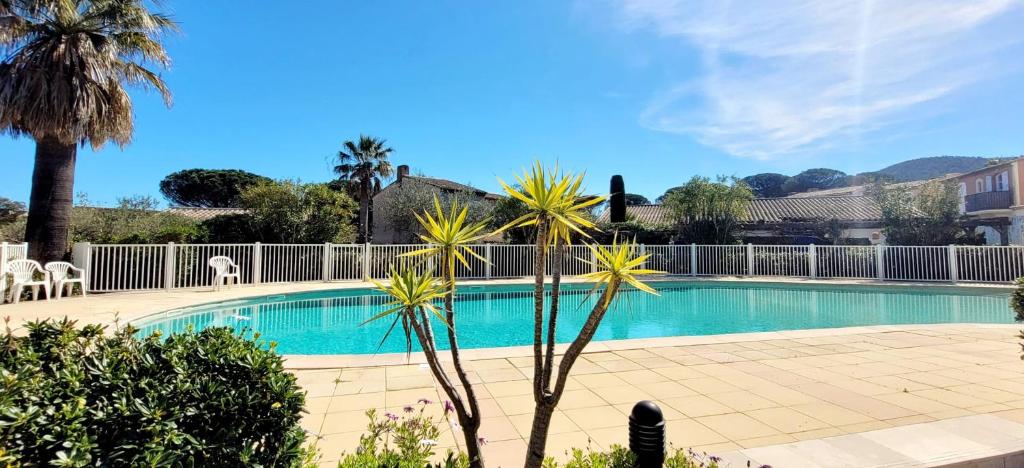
(955, 158), (1024, 245)
(371, 165), (500, 243)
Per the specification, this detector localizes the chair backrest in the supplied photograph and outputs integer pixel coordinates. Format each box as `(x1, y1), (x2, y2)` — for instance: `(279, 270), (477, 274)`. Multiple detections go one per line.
(209, 256), (235, 274)
(6, 260), (43, 282)
(45, 261), (75, 282)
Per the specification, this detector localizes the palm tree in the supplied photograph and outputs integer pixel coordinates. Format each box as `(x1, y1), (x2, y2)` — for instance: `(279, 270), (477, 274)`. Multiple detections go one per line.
(0, 0), (176, 262)
(401, 196), (490, 466)
(334, 135), (394, 243)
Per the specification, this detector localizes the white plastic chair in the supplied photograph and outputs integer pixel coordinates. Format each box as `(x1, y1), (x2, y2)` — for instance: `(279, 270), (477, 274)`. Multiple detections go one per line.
(5, 260), (51, 304)
(209, 256), (241, 291)
(45, 262), (87, 300)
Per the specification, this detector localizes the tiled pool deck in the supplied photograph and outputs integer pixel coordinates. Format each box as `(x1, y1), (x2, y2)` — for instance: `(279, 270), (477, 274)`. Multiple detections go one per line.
(293, 324), (1024, 466)
(3, 279), (1023, 466)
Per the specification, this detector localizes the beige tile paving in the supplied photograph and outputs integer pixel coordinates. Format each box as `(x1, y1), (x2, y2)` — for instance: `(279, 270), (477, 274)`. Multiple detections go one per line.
(291, 325), (1024, 465)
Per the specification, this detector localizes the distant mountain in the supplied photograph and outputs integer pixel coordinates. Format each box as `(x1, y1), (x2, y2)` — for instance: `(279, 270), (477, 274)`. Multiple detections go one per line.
(871, 156), (1015, 182)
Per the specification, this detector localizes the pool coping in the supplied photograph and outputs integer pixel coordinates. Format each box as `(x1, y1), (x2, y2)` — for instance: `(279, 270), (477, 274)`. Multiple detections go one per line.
(279, 322), (1022, 369)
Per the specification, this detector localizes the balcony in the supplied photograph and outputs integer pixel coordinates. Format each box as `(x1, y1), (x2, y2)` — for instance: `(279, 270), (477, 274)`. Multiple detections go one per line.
(964, 190), (1013, 212)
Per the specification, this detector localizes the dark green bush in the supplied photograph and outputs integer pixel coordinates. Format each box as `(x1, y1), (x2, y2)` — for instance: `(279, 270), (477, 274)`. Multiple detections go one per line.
(0, 319), (308, 466)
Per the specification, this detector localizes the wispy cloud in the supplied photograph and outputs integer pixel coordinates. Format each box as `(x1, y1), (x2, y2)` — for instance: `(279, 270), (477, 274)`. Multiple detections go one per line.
(612, 0), (1023, 160)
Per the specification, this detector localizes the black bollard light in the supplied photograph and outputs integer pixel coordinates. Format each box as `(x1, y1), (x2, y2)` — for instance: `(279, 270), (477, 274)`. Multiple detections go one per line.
(629, 400), (666, 467)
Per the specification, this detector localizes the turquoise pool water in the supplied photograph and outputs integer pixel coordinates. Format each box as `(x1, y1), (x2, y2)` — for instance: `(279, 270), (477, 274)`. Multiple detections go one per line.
(133, 282), (1014, 355)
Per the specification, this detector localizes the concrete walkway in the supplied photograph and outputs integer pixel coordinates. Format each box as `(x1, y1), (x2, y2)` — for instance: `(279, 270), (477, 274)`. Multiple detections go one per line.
(293, 324), (1024, 466)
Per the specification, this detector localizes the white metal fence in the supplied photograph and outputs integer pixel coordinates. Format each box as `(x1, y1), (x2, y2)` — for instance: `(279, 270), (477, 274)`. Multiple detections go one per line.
(1, 242), (29, 300)
(47, 242), (1024, 294)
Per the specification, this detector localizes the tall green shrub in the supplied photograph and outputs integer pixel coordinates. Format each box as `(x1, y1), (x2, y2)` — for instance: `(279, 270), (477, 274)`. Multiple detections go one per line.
(0, 319), (308, 466)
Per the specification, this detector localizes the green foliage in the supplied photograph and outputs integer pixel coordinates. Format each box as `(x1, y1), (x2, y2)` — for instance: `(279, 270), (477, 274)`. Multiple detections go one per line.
(71, 195), (202, 244)
(0, 319), (307, 466)
(0, 196), (25, 224)
(741, 173), (789, 198)
(623, 193), (651, 205)
(336, 407), (469, 468)
(198, 213), (258, 243)
(490, 192), (533, 243)
(1011, 277), (1024, 323)
(239, 180), (357, 244)
(781, 168), (849, 194)
(541, 445), (721, 468)
(159, 169), (271, 208)
(663, 176), (753, 244)
(874, 181), (979, 246)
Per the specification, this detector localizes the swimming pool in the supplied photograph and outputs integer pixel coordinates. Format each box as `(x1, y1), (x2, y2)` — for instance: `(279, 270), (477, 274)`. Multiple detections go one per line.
(133, 281), (1014, 355)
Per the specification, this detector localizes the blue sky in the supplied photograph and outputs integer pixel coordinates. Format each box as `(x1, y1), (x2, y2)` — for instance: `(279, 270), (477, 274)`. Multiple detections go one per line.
(2, 0), (1023, 205)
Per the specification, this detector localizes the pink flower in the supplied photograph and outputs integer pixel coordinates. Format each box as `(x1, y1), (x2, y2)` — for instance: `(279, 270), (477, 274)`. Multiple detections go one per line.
(403, 405), (414, 413)
(477, 436), (488, 446)
(443, 400), (455, 414)
(384, 412), (399, 421)
(418, 398), (433, 405)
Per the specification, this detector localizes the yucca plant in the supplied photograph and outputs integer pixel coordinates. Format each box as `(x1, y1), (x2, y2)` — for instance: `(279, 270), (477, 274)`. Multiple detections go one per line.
(497, 164), (658, 467)
(397, 196), (490, 466)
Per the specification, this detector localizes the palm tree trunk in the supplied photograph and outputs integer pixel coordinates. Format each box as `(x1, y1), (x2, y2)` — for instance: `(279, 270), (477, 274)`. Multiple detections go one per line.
(358, 182), (370, 243)
(542, 237), (564, 390)
(525, 282), (621, 468)
(441, 256), (485, 467)
(410, 307), (485, 467)
(25, 137), (77, 262)
(531, 219), (549, 400)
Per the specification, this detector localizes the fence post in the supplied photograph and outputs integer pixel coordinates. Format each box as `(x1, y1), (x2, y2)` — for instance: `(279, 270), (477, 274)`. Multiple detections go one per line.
(947, 244), (958, 283)
(875, 244), (885, 281)
(485, 244), (492, 279)
(746, 243), (754, 276)
(163, 242), (176, 291)
(0, 242), (7, 302)
(323, 242), (332, 282)
(71, 242), (91, 293)
(690, 243), (697, 276)
(363, 243), (371, 281)
(808, 244), (817, 279)
(252, 242), (262, 285)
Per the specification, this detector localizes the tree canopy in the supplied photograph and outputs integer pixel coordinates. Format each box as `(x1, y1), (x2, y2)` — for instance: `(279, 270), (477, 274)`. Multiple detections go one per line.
(741, 173), (789, 198)
(236, 180), (357, 244)
(663, 176), (753, 244)
(781, 168), (850, 194)
(873, 181), (980, 245)
(623, 193), (651, 205)
(0, 196), (25, 224)
(159, 169), (270, 208)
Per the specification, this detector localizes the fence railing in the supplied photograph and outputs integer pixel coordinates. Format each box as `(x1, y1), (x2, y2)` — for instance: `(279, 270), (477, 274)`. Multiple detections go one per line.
(1, 242), (29, 300)
(47, 242), (1024, 294)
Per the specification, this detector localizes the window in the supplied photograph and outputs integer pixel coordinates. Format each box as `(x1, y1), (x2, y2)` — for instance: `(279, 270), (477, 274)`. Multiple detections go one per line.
(986, 175), (993, 192)
(976, 178), (984, 193)
(997, 171), (1009, 191)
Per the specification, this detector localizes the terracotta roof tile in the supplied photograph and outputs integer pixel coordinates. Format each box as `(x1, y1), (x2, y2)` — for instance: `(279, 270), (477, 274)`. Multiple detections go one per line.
(598, 196), (884, 226)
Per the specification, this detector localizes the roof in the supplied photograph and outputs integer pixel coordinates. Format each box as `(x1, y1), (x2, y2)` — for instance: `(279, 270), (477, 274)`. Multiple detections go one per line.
(387, 175), (501, 200)
(742, 196), (881, 223)
(598, 196), (885, 226)
(166, 207), (248, 221)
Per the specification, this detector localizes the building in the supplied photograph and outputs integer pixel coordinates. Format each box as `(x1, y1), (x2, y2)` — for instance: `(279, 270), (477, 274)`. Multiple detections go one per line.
(371, 165), (501, 243)
(955, 157), (1024, 245)
(598, 196), (887, 244)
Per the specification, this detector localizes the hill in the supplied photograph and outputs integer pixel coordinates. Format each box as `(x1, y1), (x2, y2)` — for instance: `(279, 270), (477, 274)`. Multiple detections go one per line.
(872, 156), (1013, 182)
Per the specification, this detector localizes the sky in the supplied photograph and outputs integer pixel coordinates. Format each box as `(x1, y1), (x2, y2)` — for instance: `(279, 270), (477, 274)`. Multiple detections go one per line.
(2, 0), (1023, 206)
